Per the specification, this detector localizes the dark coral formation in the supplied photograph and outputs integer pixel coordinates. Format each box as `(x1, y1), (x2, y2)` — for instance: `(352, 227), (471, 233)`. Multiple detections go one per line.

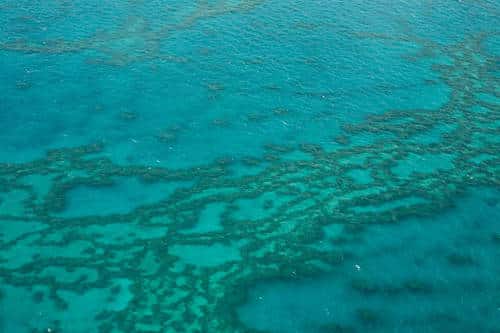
(0, 10), (499, 333)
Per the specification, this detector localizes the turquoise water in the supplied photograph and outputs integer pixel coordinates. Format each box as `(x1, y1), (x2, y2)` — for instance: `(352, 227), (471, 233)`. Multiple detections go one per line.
(0, 0), (499, 332)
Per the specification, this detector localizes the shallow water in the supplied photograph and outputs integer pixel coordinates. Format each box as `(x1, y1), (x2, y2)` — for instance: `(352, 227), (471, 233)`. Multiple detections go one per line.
(0, 1), (499, 332)
(238, 188), (500, 333)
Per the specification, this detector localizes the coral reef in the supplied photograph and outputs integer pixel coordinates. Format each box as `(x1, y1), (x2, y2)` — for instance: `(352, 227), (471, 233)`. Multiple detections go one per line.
(0, 2), (498, 332)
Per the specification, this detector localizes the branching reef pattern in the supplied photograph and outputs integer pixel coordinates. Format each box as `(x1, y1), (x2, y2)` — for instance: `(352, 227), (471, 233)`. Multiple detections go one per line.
(0, 2), (499, 333)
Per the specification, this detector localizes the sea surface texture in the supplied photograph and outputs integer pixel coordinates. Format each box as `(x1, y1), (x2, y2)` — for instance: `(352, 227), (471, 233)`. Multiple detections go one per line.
(0, 1), (499, 332)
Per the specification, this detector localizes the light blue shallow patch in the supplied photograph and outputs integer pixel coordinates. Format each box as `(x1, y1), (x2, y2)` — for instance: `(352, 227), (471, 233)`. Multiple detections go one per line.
(0, 284), (57, 333)
(59, 177), (192, 217)
(169, 242), (242, 267)
(476, 92), (500, 105)
(231, 192), (281, 221)
(19, 174), (53, 203)
(0, 189), (30, 217)
(346, 168), (373, 184)
(409, 123), (457, 145)
(392, 153), (455, 178)
(180, 202), (227, 234)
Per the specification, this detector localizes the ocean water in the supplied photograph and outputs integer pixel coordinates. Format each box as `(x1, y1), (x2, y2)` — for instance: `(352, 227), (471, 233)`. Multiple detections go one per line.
(0, 0), (498, 332)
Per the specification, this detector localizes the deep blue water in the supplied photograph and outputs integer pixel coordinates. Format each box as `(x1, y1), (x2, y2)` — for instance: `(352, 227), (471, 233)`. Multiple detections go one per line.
(0, 1), (499, 332)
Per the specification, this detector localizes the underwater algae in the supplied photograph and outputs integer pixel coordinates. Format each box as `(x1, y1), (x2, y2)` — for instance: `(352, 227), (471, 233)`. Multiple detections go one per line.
(0, 26), (499, 332)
